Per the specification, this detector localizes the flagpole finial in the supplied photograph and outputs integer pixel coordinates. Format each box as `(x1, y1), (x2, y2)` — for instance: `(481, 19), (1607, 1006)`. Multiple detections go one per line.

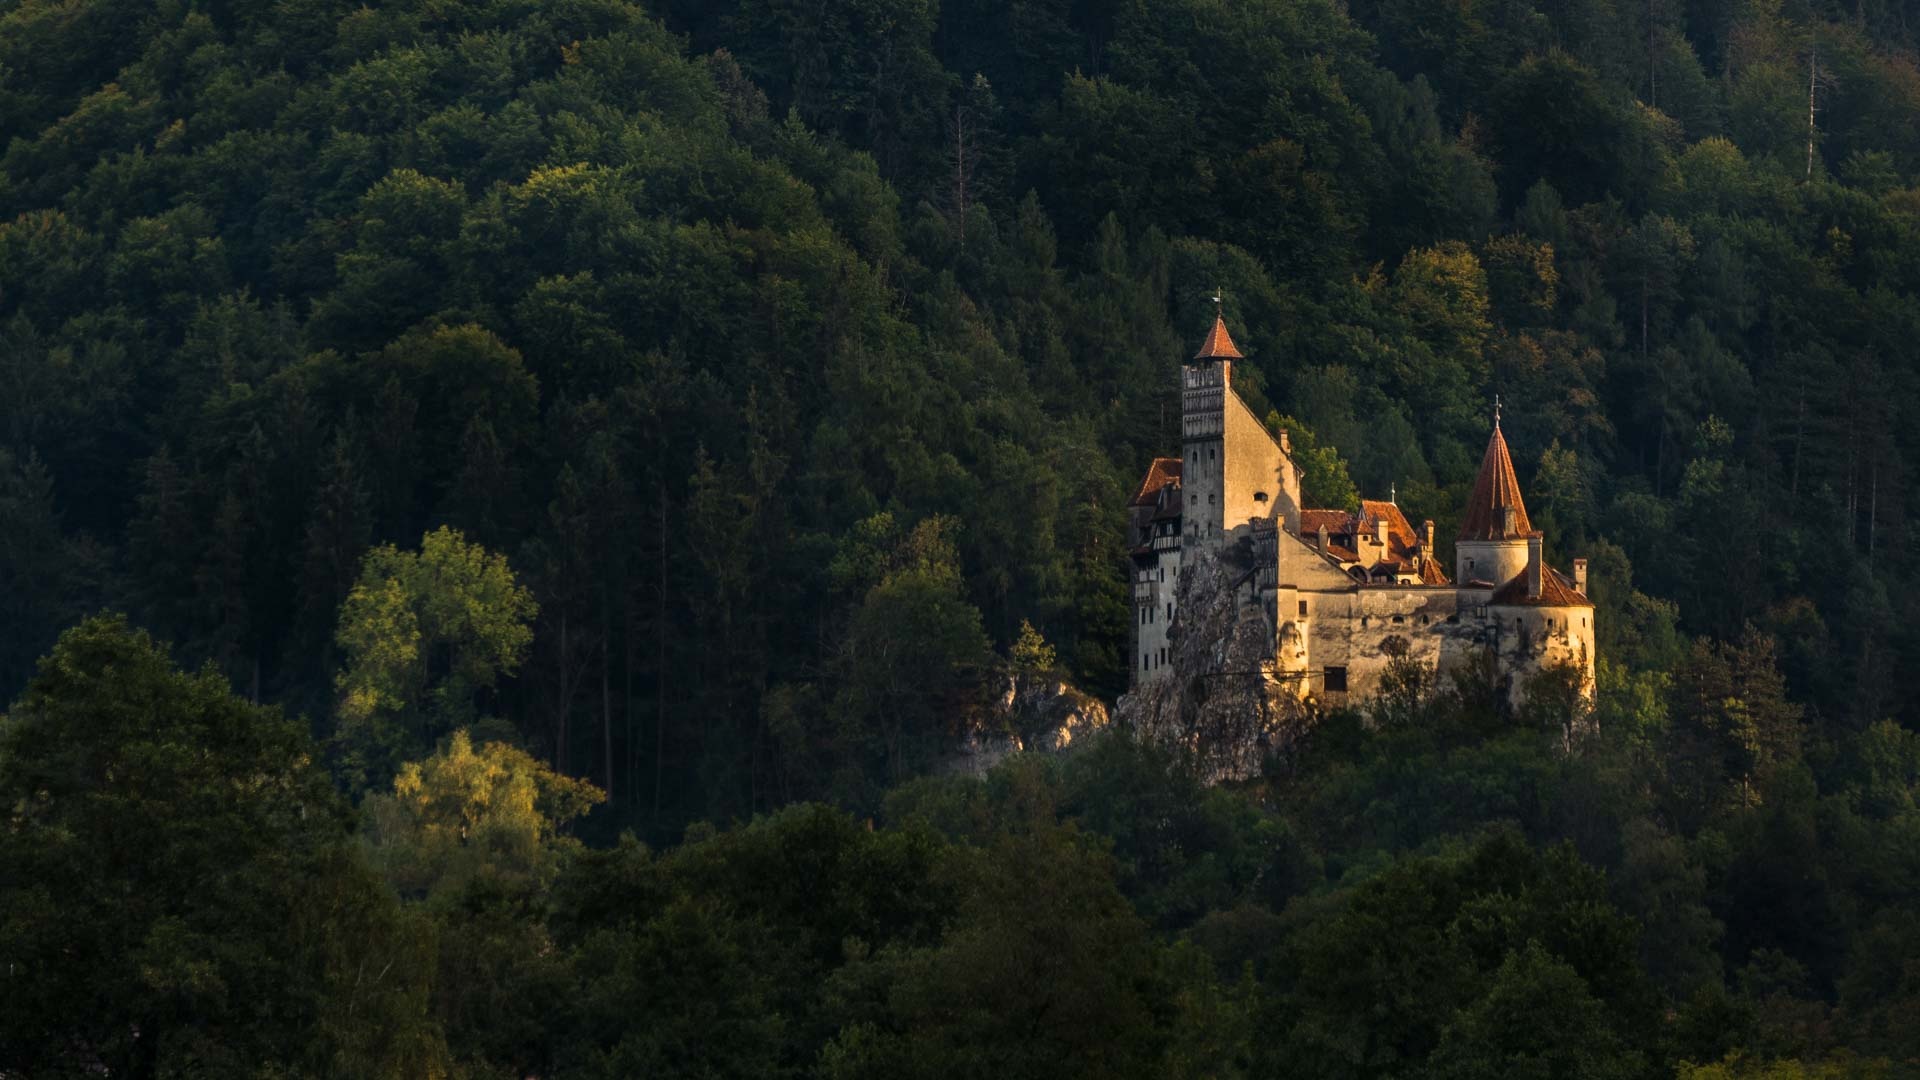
(1493, 394), (1502, 430)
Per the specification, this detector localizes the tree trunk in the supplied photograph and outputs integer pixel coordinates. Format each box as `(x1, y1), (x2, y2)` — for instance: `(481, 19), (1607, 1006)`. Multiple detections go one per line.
(1648, 0), (1658, 107)
(1807, 43), (1819, 182)
(654, 480), (668, 829)
(557, 613), (569, 775)
(602, 604), (614, 800)
(625, 600), (636, 809)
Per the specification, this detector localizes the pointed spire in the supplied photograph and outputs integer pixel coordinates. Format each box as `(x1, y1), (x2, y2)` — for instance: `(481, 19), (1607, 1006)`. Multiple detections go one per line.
(1457, 406), (1533, 542)
(1193, 297), (1243, 360)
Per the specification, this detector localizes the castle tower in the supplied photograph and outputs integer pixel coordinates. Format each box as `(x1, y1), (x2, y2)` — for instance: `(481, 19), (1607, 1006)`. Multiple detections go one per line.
(1181, 308), (1239, 546)
(1456, 402), (1537, 588)
(1180, 306), (1300, 547)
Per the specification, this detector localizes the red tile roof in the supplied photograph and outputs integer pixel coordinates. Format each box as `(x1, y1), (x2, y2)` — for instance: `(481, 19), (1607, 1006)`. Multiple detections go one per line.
(1193, 314), (1244, 360)
(1360, 500), (1420, 547)
(1299, 508), (1350, 536)
(1129, 457), (1183, 506)
(1299, 501), (1450, 585)
(1458, 422), (1534, 541)
(1490, 566), (1593, 607)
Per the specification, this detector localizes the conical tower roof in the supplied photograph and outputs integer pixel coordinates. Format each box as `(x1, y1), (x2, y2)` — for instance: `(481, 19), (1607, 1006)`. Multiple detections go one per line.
(1457, 412), (1533, 541)
(1193, 313), (1243, 360)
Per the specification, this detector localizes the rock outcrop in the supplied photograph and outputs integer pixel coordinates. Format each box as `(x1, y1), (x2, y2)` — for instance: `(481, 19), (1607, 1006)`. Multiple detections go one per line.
(945, 671), (1110, 778)
(1114, 534), (1309, 782)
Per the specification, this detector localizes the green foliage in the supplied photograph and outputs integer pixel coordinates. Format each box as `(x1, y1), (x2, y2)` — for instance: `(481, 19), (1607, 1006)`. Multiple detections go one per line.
(0, 615), (445, 1075)
(1275, 829), (1657, 1078)
(818, 828), (1166, 1079)
(363, 728), (605, 901)
(1010, 617), (1057, 672)
(334, 526), (537, 791)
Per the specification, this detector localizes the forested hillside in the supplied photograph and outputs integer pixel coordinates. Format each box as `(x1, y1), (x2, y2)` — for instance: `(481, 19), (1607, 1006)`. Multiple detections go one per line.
(6, 0), (1920, 1075)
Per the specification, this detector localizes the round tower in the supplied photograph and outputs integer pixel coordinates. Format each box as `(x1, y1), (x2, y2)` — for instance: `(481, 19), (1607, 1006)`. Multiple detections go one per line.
(1456, 403), (1537, 588)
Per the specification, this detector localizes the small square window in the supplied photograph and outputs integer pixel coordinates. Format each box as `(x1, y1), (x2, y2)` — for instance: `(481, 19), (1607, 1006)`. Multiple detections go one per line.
(1324, 665), (1348, 692)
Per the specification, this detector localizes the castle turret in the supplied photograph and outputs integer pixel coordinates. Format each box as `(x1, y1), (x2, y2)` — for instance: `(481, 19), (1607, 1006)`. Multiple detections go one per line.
(1456, 403), (1537, 588)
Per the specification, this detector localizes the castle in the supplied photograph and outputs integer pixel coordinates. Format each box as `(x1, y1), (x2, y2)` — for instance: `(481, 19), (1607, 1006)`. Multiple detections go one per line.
(1126, 311), (1594, 708)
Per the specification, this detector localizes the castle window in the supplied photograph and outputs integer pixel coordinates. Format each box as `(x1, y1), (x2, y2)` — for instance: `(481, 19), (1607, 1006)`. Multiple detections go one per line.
(1324, 666), (1348, 692)
(1254, 491), (1268, 503)
(1391, 615), (1404, 624)
(1298, 600), (1308, 616)
(1166, 602), (1173, 621)
(1142, 654), (1149, 672)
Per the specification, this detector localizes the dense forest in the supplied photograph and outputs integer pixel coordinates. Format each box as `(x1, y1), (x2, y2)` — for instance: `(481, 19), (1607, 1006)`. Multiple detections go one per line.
(5, 0), (1920, 1073)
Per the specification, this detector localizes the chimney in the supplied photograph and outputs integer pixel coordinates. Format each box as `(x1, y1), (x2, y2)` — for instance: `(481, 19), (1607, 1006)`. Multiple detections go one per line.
(1278, 429), (1291, 454)
(1423, 519), (1436, 552)
(1526, 535), (1543, 599)
(1317, 523), (1328, 554)
(1501, 505), (1518, 537)
(1373, 516), (1389, 548)
(1573, 557), (1588, 595)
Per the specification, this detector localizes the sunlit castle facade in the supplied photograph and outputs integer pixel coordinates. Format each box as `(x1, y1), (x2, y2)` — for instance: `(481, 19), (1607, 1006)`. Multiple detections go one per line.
(1126, 311), (1595, 706)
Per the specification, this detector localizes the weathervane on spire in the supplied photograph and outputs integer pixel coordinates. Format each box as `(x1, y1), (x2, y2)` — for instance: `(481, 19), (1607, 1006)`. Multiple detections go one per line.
(1211, 288), (1224, 314)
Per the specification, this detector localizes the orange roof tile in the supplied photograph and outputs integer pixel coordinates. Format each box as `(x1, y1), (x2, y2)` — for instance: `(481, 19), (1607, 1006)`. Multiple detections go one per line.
(1299, 501), (1450, 585)
(1193, 314), (1243, 360)
(1359, 500), (1420, 547)
(1299, 509), (1350, 536)
(1129, 457), (1183, 506)
(1458, 421), (1534, 541)
(1490, 567), (1593, 607)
